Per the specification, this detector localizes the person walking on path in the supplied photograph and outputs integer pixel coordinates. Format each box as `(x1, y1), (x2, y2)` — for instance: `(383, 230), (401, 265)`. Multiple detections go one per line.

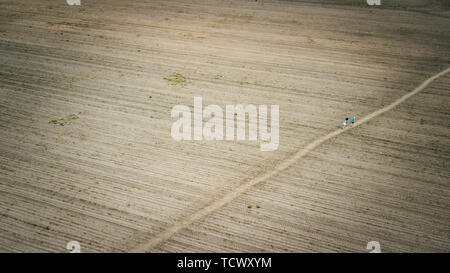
(352, 116), (356, 125)
(343, 117), (349, 128)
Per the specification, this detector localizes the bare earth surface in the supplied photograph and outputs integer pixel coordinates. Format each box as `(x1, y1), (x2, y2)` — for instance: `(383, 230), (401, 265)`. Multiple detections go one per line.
(0, 0), (449, 252)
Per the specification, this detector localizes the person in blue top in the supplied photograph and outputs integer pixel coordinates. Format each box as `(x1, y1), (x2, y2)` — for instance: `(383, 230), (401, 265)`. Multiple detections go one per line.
(343, 117), (349, 127)
(352, 117), (356, 125)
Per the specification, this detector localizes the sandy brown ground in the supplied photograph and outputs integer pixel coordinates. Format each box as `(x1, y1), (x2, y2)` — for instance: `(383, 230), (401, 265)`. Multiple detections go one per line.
(0, 0), (449, 252)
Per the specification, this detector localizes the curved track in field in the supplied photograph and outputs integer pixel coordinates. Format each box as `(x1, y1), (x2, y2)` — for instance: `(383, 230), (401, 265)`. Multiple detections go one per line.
(130, 67), (450, 252)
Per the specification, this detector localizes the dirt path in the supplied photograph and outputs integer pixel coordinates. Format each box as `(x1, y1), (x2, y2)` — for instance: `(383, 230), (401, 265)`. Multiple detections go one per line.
(130, 67), (450, 252)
